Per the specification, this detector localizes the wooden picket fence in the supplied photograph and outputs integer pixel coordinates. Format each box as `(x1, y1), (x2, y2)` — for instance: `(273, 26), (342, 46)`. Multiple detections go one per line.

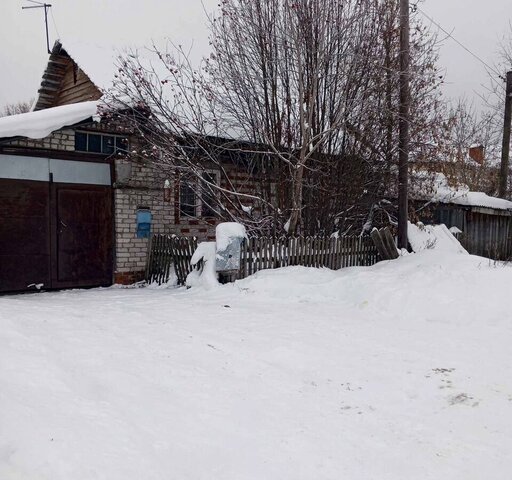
(146, 234), (380, 286)
(238, 235), (379, 279)
(146, 235), (197, 286)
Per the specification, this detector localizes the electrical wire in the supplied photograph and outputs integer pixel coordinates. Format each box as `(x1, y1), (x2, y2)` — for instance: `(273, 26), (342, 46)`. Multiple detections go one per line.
(416, 6), (506, 90)
(50, 7), (60, 40)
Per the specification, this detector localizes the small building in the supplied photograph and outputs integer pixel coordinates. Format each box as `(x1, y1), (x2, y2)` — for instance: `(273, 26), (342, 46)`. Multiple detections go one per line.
(413, 172), (512, 259)
(0, 41), (258, 293)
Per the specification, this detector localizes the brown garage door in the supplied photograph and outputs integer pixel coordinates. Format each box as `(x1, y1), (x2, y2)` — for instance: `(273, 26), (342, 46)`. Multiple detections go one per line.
(0, 154), (113, 293)
(0, 178), (52, 292)
(52, 184), (113, 289)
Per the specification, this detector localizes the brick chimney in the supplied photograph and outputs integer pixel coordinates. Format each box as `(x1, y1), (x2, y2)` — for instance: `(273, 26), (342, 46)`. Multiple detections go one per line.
(468, 144), (485, 164)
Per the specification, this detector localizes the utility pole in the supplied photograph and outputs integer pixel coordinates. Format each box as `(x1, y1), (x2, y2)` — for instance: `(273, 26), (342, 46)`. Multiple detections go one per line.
(22, 1), (53, 55)
(499, 71), (512, 199)
(397, 0), (410, 249)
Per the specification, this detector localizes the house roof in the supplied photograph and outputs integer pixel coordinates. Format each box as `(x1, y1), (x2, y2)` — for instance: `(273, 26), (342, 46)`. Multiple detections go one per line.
(57, 40), (120, 93)
(33, 40), (119, 111)
(0, 101), (99, 140)
(413, 171), (512, 212)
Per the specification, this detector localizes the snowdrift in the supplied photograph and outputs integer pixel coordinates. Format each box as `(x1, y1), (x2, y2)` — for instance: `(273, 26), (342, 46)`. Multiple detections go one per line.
(2, 249), (512, 479)
(408, 222), (468, 255)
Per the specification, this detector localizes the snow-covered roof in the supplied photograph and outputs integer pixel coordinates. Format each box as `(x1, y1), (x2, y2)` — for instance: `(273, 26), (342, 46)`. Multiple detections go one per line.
(443, 190), (512, 211)
(0, 101), (99, 140)
(413, 171), (512, 211)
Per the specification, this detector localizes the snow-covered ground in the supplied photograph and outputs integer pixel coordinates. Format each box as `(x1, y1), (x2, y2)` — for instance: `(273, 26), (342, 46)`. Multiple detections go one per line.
(1, 250), (512, 479)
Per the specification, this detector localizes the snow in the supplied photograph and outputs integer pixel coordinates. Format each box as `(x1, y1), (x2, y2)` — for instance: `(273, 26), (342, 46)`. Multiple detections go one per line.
(0, 101), (99, 140)
(186, 241), (218, 289)
(408, 222), (468, 254)
(215, 222), (247, 252)
(2, 250), (512, 479)
(413, 171), (512, 211)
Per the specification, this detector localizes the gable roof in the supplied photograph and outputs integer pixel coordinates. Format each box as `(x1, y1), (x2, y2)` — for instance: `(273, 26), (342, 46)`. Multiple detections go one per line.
(33, 40), (118, 111)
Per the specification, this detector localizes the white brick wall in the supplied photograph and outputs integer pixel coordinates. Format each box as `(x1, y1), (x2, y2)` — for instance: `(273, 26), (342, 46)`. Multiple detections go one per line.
(6, 129), (75, 151)
(113, 159), (176, 275)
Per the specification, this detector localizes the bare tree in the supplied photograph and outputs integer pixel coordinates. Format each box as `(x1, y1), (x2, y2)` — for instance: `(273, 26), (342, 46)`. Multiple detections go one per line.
(107, 0), (446, 235)
(0, 99), (34, 117)
(442, 99), (500, 193)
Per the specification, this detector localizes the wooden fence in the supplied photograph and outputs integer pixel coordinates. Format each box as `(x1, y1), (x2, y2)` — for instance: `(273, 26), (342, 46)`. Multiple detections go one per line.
(238, 235), (379, 279)
(146, 234), (380, 286)
(146, 235), (197, 286)
(239, 237), (378, 278)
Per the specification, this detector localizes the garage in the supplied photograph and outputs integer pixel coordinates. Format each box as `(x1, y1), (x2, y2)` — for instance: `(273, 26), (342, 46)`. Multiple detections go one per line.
(0, 154), (113, 293)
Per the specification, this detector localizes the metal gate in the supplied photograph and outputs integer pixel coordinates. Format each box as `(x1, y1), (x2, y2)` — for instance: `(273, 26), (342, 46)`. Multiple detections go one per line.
(0, 154), (113, 293)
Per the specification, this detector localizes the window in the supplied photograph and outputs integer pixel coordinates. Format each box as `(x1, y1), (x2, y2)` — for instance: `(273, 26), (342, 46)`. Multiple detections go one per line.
(179, 180), (197, 217)
(75, 131), (129, 155)
(88, 134), (102, 153)
(179, 171), (219, 218)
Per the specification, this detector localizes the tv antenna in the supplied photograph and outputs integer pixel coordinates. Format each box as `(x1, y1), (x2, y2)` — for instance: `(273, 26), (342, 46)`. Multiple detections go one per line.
(22, 0), (53, 54)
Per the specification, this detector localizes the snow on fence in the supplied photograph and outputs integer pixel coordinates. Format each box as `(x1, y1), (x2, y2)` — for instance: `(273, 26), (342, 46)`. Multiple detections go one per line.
(238, 235), (379, 279)
(146, 234), (380, 286)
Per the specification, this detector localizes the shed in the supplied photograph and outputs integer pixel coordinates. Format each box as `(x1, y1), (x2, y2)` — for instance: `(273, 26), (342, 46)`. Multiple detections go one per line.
(414, 173), (512, 260)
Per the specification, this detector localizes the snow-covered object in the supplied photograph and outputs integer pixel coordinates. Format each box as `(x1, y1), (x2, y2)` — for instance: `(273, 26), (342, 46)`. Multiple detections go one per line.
(413, 171), (512, 211)
(408, 222), (467, 254)
(449, 226), (463, 235)
(0, 101), (99, 139)
(186, 242), (218, 289)
(241, 204), (253, 215)
(215, 222), (247, 252)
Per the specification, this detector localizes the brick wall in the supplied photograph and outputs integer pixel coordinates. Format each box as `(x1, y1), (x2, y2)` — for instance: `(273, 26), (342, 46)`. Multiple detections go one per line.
(112, 158), (219, 282)
(112, 158), (266, 284)
(6, 129), (75, 151)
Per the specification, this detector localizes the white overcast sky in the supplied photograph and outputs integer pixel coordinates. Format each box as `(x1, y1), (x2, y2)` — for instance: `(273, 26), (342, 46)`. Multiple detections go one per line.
(0, 0), (511, 110)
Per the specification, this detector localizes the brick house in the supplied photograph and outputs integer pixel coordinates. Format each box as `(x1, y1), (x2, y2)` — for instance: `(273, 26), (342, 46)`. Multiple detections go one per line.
(0, 40), (258, 293)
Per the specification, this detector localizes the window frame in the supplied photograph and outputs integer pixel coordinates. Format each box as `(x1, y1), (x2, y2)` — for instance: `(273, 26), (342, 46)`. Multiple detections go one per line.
(74, 131), (129, 155)
(179, 169), (220, 219)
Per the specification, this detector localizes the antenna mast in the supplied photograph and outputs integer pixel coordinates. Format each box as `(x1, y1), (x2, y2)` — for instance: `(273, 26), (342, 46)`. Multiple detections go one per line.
(22, 1), (53, 54)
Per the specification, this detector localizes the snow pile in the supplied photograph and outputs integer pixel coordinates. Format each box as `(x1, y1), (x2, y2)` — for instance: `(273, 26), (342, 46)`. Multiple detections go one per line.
(0, 101), (99, 139)
(408, 222), (468, 254)
(2, 251), (512, 478)
(215, 222), (247, 252)
(186, 241), (218, 289)
(414, 171), (512, 211)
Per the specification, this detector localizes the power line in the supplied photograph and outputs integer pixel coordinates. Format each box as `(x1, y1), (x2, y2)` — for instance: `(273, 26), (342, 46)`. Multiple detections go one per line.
(417, 6), (506, 88)
(50, 7), (60, 40)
